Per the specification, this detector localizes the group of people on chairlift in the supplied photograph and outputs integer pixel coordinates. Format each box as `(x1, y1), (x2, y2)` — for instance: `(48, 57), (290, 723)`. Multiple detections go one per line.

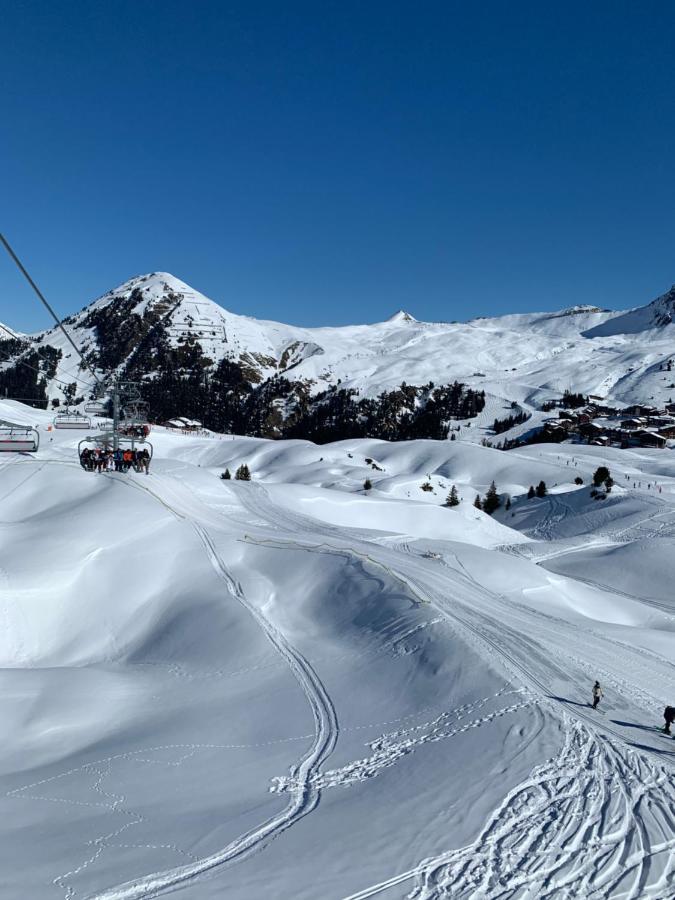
(79, 445), (150, 474)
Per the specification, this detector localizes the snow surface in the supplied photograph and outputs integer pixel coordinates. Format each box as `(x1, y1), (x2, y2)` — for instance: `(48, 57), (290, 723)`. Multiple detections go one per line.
(0, 400), (673, 899)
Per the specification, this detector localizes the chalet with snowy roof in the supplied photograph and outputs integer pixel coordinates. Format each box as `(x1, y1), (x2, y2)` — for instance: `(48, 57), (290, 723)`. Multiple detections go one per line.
(162, 417), (203, 431)
(624, 404), (659, 417)
(634, 430), (667, 449)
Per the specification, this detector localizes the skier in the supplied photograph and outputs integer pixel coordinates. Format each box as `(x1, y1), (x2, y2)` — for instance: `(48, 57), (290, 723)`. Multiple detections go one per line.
(591, 681), (603, 710)
(664, 705), (675, 735)
(139, 448), (150, 474)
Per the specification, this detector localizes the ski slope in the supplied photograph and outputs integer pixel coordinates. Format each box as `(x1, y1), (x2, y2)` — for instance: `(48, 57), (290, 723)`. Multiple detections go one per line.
(0, 405), (673, 899)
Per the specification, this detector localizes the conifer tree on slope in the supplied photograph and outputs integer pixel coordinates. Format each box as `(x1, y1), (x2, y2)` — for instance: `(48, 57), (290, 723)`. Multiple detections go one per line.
(483, 480), (500, 515)
(446, 485), (460, 507)
(592, 466), (610, 487)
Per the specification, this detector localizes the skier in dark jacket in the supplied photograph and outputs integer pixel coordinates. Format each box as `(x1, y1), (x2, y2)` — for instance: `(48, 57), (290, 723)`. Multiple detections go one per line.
(664, 706), (675, 735)
(591, 681), (603, 709)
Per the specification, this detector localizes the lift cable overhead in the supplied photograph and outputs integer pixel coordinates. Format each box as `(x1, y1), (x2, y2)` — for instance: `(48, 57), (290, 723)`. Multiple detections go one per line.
(0, 321), (93, 391)
(0, 235), (151, 453)
(0, 343), (96, 396)
(0, 233), (103, 386)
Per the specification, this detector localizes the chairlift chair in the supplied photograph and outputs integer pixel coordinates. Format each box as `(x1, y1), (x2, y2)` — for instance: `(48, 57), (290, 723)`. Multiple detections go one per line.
(84, 400), (107, 415)
(78, 434), (153, 460)
(118, 422), (151, 439)
(122, 398), (149, 421)
(53, 409), (92, 429)
(0, 421), (39, 452)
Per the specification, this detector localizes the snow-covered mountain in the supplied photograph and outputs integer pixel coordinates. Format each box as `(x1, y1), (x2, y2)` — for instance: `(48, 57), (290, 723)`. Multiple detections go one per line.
(3, 272), (675, 436)
(583, 283), (675, 336)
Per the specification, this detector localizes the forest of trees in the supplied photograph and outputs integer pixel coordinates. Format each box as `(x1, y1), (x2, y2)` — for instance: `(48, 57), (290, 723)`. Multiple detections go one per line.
(0, 339), (61, 409)
(492, 409), (530, 434)
(138, 372), (486, 443)
(1, 297), (487, 442)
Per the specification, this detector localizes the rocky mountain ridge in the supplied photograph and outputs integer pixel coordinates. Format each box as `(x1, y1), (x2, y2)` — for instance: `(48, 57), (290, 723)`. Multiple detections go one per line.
(2, 272), (675, 440)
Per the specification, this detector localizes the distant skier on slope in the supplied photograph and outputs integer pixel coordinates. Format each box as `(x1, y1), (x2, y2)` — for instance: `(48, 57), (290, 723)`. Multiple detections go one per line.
(591, 681), (603, 710)
(664, 705), (675, 735)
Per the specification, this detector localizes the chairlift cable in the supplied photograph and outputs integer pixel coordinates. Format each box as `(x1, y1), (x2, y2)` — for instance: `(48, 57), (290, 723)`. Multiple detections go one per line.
(0, 237), (150, 448)
(0, 233), (103, 386)
(0, 344), (93, 395)
(0, 321), (93, 391)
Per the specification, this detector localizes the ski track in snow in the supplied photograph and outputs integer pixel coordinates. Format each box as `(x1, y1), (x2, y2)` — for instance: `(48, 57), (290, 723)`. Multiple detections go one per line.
(231, 483), (675, 900)
(271, 688), (538, 794)
(345, 721), (675, 900)
(72, 473), (340, 900)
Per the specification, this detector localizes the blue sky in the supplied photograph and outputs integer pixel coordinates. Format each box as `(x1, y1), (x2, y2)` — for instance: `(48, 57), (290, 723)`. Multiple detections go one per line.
(2, 1), (675, 331)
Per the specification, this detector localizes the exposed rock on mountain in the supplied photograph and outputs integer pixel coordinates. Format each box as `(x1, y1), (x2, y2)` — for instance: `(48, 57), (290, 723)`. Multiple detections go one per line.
(2, 272), (675, 439)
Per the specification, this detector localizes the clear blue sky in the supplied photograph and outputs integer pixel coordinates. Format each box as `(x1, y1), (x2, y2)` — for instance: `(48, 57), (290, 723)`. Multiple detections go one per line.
(2, 1), (675, 331)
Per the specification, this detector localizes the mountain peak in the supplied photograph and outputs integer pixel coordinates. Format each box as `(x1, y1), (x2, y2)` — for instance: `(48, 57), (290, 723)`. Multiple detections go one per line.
(557, 305), (607, 315)
(386, 309), (417, 324)
(108, 272), (194, 296)
(583, 282), (675, 338)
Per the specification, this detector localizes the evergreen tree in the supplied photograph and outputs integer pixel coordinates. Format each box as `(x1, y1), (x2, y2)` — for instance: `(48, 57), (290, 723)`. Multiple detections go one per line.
(235, 463), (251, 481)
(492, 410), (530, 434)
(505, 496), (511, 510)
(574, 476), (583, 485)
(364, 478), (373, 491)
(446, 485), (460, 507)
(473, 494), (482, 510)
(483, 480), (501, 515)
(604, 476), (614, 493)
(592, 466), (610, 487)
(536, 480), (547, 498)
(527, 485), (536, 499)
(221, 468), (231, 480)
(562, 389), (586, 408)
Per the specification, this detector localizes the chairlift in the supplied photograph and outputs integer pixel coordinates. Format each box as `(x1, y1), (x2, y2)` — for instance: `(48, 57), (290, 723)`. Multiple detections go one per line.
(0, 421), (39, 452)
(118, 422), (151, 439)
(78, 434), (153, 460)
(122, 398), (149, 420)
(53, 409), (92, 429)
(84, 400), (108, 415)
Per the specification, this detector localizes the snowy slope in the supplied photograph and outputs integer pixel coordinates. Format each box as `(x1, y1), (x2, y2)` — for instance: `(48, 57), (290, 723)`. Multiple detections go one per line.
(584, 284), (675, 336)
(0, 320), (23, 339)
(0, 402), (673, 899)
